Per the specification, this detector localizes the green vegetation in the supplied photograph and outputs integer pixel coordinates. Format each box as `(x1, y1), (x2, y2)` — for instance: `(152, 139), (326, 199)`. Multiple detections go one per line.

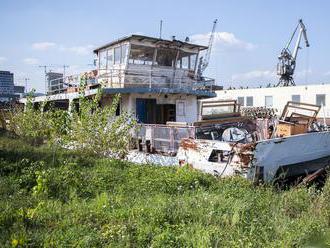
(9, 90), (137, 157)
(1, 132), (330, 247)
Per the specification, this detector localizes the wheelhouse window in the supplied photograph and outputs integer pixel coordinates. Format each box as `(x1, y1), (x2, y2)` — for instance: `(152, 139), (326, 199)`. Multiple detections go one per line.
(176, 51), (197, 70)
(114, 46), (121, 64)
(107, 48), (113, 66)
(155, 48), (177, 67)
(181, 55), (189, 69)
(316, 94), (326, 106)
(129, 45), (155, 65)
(99, 50), (107, 70)
(190, 54), (197, 70)
(121, 44), (128, 64)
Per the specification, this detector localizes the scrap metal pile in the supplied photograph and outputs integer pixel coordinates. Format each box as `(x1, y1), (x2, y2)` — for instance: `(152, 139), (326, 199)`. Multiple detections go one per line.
(131, 99), (329, 184)
(241, 107), (277, 119)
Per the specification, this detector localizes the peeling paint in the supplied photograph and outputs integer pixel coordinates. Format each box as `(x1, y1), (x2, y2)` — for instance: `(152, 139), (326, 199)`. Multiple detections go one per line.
(180, 139), (198, 151)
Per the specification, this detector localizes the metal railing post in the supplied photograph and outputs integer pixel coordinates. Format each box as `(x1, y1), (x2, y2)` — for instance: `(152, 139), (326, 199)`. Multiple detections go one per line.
(169, 127), (174, 153)
(110, 69), (113, 88)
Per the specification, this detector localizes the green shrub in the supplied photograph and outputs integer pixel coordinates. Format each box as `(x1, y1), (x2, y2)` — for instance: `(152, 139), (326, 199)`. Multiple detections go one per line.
(70, 91), (137, 157)
(9, 89), (137, 158)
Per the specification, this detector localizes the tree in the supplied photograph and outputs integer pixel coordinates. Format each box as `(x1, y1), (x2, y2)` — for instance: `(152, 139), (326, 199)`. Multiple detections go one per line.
(69, 87), (137, 158)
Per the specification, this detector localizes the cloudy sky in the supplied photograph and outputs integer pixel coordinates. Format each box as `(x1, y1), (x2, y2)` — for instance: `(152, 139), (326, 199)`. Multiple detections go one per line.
(1, 0), (330, 92)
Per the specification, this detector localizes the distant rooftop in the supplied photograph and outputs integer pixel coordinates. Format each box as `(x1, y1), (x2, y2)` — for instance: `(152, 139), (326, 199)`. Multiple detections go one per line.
(93, 34), (208, 53)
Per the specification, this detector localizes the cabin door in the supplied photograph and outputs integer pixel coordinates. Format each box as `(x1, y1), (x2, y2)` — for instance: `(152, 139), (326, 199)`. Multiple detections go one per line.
(156, 104), (176, 124)
(136, 98), (176, 124)
(136, 98), (157, 124)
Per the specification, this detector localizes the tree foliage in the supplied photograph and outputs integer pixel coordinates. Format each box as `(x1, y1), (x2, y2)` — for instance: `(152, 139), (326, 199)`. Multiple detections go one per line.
(9, 88), (137, 157)
(10, 90), (50, 145)
(70, 90), (137, 157)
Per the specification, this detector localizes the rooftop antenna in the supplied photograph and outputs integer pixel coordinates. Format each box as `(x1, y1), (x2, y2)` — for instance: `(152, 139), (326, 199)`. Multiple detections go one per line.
(159, 20), (163, 39)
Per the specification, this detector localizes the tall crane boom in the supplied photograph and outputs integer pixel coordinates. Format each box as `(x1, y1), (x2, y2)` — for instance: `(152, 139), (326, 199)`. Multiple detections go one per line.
(197, 19), (218, 79)
(277, 19), (310, 87)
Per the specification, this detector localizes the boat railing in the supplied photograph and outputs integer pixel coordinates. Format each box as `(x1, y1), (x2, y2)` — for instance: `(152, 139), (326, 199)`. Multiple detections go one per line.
(98, 68), (215, 91)
(47, 68), (215, 95)
(136, 124), (196, 154)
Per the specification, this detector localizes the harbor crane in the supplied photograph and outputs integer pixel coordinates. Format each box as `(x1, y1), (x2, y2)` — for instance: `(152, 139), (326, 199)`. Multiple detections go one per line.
(277, 19), (310, 87)
(197, 19), (218, 79)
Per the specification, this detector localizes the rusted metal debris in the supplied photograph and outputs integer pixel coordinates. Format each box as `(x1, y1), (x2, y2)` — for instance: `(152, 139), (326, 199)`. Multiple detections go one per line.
(299, 168), (326, 186)
(180, 138), (198, 151)
(127, 100), (330, 183)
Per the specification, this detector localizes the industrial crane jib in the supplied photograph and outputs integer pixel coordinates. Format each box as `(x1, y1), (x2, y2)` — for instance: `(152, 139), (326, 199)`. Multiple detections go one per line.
(277, 19), (310, 87)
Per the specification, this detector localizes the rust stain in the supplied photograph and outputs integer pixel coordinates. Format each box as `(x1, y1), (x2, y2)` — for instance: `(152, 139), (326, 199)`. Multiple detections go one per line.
(237, 153), (253, 166)
(180, 138), (198, 151)
(231, 142), (256, 166)
(235, 142), (256, 152)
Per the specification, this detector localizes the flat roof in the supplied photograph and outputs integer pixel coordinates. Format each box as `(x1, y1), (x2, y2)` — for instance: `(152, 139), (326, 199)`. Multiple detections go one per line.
(93, 34), (208, 53)
(20, 87), (215, 103)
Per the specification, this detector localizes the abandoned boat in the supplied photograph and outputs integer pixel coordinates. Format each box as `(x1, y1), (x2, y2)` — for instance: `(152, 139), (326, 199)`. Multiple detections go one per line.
(129, 100), (330, 183)
(18, 33), (330, 183)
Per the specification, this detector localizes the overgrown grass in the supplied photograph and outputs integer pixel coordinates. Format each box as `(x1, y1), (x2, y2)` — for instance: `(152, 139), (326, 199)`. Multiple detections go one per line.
(1, 131), (330, 247)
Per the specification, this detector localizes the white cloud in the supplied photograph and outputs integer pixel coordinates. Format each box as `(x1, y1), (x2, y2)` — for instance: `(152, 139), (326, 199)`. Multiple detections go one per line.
(0, 57), (6, 64)
(23, 57), (39, 65)
(295, 69), (312, 78)
(231, 69), (276, 81)
(190, 32), (256, 51)
(324, 71), (330, 76)
(32, 42), (56, 51)
(59, 45), (94, 55)
(231, 68), (313, 83)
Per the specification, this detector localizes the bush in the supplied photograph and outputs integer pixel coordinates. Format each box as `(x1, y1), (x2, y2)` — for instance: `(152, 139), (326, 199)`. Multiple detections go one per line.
(8, 89), (137, 158)
(10, 91), (51, 145)
(70, 91), (137, 157)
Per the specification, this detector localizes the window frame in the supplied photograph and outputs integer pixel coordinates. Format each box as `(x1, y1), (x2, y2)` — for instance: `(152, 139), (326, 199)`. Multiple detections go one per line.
(98, 49), (108, 70)
(265, 95), (273, 107)
(155, 48), (177, 68)
(291, 94), (301, 103)
(237, 97), (244, 106)
(114, 46), (121, 65)
(316, 94), (326, 107)
(106, 48), (113, 67)
(128, 44), (156, 65)
(246, 96), (253, 107)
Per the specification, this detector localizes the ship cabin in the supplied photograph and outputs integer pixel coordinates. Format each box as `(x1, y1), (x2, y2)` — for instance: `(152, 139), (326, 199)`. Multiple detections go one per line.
(92, 34), (215, 124)
(23, 34), (216, 126)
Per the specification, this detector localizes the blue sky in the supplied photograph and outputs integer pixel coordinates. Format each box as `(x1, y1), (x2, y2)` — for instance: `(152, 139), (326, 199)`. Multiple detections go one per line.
(1, 0), (330, 92)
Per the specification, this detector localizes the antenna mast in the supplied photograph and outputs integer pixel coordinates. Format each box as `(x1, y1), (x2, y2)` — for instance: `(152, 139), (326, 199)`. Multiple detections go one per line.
(159, 20), (163, 39)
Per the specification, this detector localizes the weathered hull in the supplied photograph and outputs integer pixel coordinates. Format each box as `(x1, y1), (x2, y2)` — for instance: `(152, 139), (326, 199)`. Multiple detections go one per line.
(127, 131), (330, 183)
(177, 131), (330, 182)
(254, 131), (330, 182)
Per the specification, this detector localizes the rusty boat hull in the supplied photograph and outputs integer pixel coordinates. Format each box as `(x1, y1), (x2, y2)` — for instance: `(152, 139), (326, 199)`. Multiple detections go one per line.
(176, 131), (330, 183)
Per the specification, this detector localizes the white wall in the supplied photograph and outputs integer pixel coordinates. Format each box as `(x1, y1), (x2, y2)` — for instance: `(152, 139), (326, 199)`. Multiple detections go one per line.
(215, 84), (330, 118)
